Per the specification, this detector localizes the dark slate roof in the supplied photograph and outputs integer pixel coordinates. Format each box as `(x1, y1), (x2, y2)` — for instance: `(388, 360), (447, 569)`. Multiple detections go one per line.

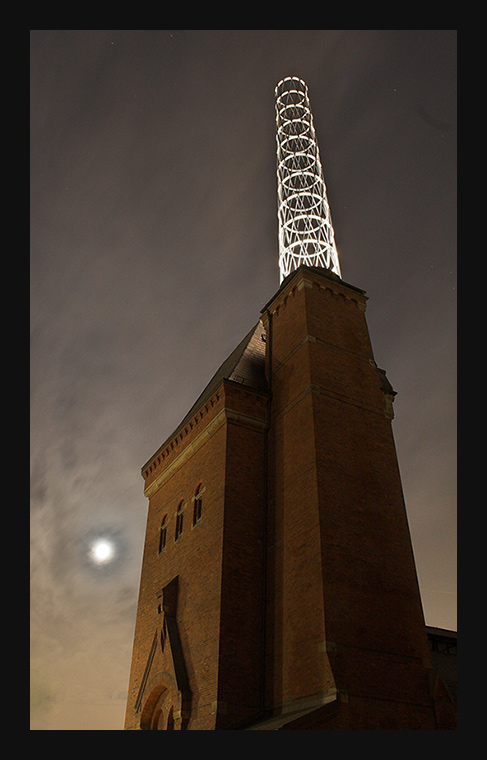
(183, 320), (268, 424)
(143, 321), (268, 470)
(226, 320), (268, 390)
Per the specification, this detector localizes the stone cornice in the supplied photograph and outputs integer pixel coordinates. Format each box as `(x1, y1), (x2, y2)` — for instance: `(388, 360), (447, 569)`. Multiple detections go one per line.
(143, 402), (267, 499)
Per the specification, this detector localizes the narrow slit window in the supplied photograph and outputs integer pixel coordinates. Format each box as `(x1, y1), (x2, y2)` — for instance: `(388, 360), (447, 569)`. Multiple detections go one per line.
(175, 500), (184, 541)
(158, 515), (167, 554)
(193, 484), (203, 526)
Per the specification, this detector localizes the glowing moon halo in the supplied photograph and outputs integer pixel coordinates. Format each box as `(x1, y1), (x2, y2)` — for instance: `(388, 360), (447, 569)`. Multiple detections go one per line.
(89, 538), (115, 565)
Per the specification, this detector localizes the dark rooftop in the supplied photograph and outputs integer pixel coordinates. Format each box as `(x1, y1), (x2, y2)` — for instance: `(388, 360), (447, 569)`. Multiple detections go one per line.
(142, 321), (268, 472)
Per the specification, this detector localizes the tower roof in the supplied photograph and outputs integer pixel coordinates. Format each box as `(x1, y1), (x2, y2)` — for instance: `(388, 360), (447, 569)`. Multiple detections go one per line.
(142, 321), (267, 472)
(185, 320), (268, 420)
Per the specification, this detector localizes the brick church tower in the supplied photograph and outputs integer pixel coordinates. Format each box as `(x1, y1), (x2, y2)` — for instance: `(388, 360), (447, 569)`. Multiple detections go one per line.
(124, 78), (456, 730)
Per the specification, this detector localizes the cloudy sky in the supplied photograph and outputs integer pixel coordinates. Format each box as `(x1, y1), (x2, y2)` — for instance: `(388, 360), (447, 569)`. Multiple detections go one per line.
(30, 30), (456, 730)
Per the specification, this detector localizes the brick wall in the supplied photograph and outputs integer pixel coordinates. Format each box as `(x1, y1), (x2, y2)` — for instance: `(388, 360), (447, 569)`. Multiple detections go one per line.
(124, 380), (268, 729)
(126, 265), (455, 730)
(261, 267), (449, 728)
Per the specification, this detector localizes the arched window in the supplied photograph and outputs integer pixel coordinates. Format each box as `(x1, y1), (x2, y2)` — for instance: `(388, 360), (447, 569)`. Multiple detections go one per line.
(193, 483), (203, 526)
(158, 515), (167, 554)
(175, 500), (184, 541)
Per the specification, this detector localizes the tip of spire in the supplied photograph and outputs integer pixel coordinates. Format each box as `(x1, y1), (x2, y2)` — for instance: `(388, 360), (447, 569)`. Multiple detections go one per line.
(275, 76), (308, 96)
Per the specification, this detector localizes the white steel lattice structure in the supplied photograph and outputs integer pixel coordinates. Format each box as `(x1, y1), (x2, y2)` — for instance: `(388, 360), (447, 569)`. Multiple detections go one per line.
(275, 77), (341, 282)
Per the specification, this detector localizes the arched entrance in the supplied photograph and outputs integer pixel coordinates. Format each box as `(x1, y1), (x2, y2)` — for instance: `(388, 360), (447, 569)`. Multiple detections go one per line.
(140, 684), (177, 730)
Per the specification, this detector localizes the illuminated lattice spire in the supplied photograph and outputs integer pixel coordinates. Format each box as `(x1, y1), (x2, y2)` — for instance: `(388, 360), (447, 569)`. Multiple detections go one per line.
(275, 77), (341, 282)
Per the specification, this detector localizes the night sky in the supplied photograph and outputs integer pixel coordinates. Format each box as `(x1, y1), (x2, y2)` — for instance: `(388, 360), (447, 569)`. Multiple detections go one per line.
(30, 30), (456, 730)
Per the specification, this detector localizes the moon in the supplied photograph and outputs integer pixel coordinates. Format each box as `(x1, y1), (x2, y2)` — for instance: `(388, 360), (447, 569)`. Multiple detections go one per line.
(81, 528), (126, 575)
(89, 538), (116, 565)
